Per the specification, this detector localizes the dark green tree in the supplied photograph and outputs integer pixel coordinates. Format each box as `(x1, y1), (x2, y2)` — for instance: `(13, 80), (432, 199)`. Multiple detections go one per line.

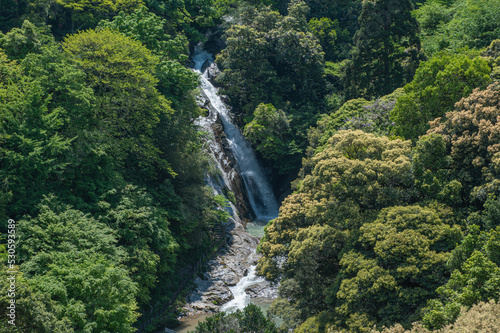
(0, 20), (54, 60)
(411, 134), (461, 207)
(54, 0), (142, 32)
(343, 0), (422, 100)
(142, 0), (219, 41)
(99, 185), (179, 305)
(217, 1), (325, 116)
(17, 197), (124, 263)
(244, 103), (301, 174)
(271, 224), (347, 329)
(0, 0), (20, 32)
(216, 1), (325, 174)
(372, 300), (500, 333)
(276, 0), (363, 37)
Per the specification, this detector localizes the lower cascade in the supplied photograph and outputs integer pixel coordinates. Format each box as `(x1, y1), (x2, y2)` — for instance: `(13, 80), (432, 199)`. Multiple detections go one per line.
(220, 265), (266, 313)
(173, 46), (280, 332)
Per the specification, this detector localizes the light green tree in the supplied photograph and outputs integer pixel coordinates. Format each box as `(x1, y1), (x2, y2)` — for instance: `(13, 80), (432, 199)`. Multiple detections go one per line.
(63, 29), (174, 178)
(335, 205), (461, 332)
(259, 130), (415, 280)
(391, 52), (491, 141)
(422, 225), (500, 329)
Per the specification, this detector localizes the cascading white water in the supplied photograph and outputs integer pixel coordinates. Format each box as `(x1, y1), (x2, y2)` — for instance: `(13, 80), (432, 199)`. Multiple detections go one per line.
(193, 47), (280, 222)
(220, 265), (266, 313)
(193, 46), (279, 314)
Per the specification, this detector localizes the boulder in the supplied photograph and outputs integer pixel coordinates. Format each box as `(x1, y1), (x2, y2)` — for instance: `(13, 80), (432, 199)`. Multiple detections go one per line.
(184, 278), (234, 313)
(207, 62), (221, 84)
(245, 281), (279, 299)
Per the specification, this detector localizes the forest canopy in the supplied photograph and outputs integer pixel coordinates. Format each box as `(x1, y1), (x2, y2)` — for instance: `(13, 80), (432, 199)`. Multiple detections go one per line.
(1, 0), (500, 332)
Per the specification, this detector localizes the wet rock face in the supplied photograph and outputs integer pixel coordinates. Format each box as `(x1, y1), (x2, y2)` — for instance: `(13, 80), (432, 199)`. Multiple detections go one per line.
(200, 59), (211, 74)
(197, 86), (252, 221)
(204, 27), (226, 55)
(211, 120), (253, 220)
(186, 279), (234, 312)
(206, 62), (221, 84)
(199, 61), (221, 86)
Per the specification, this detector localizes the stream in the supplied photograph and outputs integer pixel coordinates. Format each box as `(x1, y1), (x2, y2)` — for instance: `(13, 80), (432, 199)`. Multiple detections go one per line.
(171, 46), (280, 332)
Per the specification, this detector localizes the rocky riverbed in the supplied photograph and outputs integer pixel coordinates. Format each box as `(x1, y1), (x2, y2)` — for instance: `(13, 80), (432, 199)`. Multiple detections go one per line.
(181, 215), (277, 315)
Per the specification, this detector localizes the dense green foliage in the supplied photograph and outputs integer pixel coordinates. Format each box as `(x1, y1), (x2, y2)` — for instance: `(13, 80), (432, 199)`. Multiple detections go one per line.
(0, 4), (226, 331)
(2, 0), (500, 332)
(415, 0), (500, 55)
(374, 300), (500, 333)
(243, 103), (301, 174)
(216, 0), (326, 173)
(216, 0), (325, 118)
(193, 304), (278, 333)
(259, 82), (500, 332)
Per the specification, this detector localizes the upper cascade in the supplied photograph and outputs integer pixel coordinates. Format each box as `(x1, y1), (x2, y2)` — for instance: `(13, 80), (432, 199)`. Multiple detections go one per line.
(193, 45), (279, 221)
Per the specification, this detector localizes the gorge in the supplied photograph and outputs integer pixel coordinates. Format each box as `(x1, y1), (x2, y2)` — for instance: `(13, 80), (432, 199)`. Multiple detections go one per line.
(172, 46), (281, 332)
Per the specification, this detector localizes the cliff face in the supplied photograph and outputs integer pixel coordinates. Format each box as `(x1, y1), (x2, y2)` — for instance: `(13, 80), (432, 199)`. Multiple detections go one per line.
(197, 77), (254, 222)
(210, 118), (254, 221)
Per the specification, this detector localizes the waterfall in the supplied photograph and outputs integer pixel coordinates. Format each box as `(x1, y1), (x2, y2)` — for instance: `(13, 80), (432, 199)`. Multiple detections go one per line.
(192, 46), (279, 314)
(193, 47), (279, 221)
